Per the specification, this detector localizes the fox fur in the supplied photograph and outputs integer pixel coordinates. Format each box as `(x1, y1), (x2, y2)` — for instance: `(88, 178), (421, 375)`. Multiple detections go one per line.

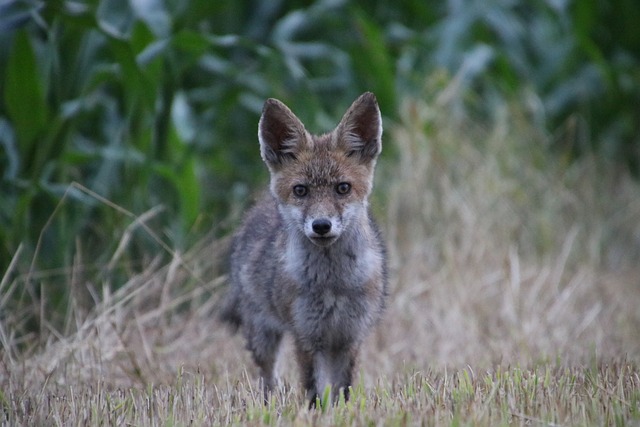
(220, 92), (387, 406)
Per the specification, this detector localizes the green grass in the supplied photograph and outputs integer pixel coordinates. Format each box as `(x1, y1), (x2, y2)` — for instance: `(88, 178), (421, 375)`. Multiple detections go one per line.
(2, 363), (638, 425)
(2, 94), (640, 425)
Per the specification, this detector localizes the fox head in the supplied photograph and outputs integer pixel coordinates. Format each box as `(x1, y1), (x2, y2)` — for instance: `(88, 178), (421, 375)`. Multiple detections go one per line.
(258, 92), (383, 247)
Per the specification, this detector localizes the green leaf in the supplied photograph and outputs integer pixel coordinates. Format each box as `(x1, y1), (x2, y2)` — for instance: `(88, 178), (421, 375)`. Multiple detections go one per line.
(130, 0), (171, 39)
(0, 0), (41, 33)
(0, 118), (19, 180)
(172, 30), (210, 55)
(3, 30), (49, 148)
(177, 155), (200, 231)
(105, 34), (156, 110)
(350, 9), (396, 111)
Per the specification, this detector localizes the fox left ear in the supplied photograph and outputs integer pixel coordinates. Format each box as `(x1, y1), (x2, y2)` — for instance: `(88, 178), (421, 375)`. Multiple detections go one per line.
(258, 98), (308, 168)
(337, 92), (383, 162)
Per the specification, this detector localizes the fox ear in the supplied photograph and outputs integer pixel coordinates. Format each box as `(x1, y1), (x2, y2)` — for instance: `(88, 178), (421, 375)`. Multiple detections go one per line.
(258, 98), (307, 167)
(337, 92), (382, 162)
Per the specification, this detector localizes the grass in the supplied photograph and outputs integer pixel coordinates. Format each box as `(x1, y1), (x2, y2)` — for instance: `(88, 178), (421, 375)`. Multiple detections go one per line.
(2, 363), (638, 425)
(2, 92), (640, 425)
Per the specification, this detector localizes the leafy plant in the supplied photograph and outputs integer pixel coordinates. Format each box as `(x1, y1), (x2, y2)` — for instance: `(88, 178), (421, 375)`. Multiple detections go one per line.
(1, 0), (638, 338)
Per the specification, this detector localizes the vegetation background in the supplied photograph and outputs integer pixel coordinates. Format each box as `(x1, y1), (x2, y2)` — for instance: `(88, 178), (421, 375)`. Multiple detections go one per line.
(1, 0), (639, 425)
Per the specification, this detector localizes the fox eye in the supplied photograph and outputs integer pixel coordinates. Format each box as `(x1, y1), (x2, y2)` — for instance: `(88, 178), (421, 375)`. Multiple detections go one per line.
(336, 182), (351, 195)
(293, 185), (308, 197)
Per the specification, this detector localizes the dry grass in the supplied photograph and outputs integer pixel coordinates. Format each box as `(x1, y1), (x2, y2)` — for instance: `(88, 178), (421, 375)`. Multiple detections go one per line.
(2, 362), (639, 425)
(378, 98), (640, 370)
(1, 94), (640, 425)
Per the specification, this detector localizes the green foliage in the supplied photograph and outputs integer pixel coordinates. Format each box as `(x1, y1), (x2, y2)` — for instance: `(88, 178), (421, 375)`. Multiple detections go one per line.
(0, 0), (638, 335)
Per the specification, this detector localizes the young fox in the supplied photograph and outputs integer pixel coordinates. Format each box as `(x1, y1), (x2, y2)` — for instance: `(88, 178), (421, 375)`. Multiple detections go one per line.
(220, 92), (387, 406)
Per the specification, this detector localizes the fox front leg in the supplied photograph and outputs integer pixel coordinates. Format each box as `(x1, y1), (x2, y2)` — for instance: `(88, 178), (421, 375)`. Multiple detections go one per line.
(245, 324), (283, 403)
(295, 347), (321, 408)
(315, 348), (357, 404)
(299, 347), (357, 408)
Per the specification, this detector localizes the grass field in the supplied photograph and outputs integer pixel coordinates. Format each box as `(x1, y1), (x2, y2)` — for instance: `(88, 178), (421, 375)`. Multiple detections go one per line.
(2, 362), (638, 425)
(2, 96), (640, 425)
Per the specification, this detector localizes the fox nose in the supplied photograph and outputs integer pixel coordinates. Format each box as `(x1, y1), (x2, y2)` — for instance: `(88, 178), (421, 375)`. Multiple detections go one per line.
(312, 219), (332, 235)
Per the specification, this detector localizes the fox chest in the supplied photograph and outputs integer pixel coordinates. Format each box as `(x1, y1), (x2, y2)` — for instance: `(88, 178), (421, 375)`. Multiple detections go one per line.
(283, 237), (382, 289)
(290, 287), (375, 352)
(282, 246), (384, 350)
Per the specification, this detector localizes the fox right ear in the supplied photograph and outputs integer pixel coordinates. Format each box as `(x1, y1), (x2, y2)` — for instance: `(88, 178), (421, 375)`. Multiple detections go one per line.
(336, 92), (383, 162)
(258, 98), (308, 167)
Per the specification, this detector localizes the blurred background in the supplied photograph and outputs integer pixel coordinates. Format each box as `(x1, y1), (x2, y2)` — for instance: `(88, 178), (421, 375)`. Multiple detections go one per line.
(1, 0), (639, 375)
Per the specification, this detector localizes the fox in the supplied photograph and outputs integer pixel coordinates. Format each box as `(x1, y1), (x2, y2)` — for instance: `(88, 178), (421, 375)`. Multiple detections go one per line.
(220, 92), (387, 407)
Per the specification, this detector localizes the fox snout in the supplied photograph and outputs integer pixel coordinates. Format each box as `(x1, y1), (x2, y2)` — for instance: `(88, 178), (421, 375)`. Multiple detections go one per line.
(306, 216), (342, 246)
(311, 218), (332, 235)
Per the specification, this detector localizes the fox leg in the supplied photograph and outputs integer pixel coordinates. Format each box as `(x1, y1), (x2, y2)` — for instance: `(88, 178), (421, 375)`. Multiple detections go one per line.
(318, 347), (358, 404)
(299, 346), (358, 407)
(245, 323), (282, 402)
(295, 347), (318, 408)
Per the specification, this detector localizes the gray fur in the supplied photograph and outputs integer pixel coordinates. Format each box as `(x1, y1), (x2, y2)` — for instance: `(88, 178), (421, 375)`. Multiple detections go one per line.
(220, 93), (387, 407)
